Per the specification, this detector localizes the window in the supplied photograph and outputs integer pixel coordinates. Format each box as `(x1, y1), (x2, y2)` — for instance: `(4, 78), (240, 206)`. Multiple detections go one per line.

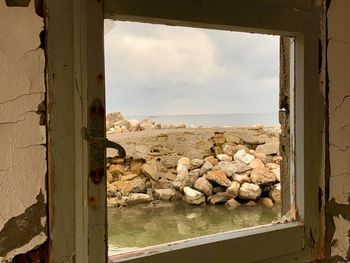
(48, 1), (323, 262)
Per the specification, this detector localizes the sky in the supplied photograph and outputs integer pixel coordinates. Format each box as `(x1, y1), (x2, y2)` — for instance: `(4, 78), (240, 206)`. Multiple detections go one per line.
(104, 20), (279, 116)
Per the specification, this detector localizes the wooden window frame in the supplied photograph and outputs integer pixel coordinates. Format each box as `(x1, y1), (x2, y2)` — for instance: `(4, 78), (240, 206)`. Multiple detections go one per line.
(47, 0), (323, 262)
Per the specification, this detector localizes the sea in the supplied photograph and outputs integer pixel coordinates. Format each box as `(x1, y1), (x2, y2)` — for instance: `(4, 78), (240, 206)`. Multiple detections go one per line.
(124, 113), (279, 127)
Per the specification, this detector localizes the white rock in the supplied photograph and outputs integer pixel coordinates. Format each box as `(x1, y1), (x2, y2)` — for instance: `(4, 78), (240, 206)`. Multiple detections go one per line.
(234, 149), (255, 164)
(250, 159), (265, 169)
(218, 161), (237, 176)
(250, 166), (276, 186)
(217, 154), (233, 162)
(172, 171), (191, 191)
(227, 181), (241, 197)
(183, 187), (205, 205)
(199, 161), (213, 175)
(239, 183), (262, 200)
(154, 189), (176, 201)
(125, 193), (151, 205)
(271, 167), (281, 181)
(191, 158), (204, 169)
(177, 157), (191, 173)
(255, 142), (279, 155)
(232, 172), (251, 184)
(194, 177), (213, 196)
(222, 144), (233, 155)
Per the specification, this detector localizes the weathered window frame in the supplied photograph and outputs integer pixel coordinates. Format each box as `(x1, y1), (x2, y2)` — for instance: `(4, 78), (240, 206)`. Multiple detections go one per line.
(47, 1), (323, 262)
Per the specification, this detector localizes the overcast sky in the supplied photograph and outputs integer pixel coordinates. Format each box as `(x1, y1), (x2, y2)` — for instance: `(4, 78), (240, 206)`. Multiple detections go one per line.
(104, 20), (279, 115)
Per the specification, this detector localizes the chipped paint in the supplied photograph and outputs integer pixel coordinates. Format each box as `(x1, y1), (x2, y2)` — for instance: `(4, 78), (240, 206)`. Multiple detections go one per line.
(331, 215), (350, 260)
(0, 0), (47, 260)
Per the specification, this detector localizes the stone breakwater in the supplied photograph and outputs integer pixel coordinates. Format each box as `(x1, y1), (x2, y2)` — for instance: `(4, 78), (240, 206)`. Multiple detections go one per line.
(106, 112), (189, 134)
(107, 129), (281, 209)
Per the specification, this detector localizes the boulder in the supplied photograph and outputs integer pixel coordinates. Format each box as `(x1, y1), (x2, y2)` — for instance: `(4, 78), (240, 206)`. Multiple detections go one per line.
(125, 193), (152, 205)
(231, 172), (251, 184)
(269, 188), (281, 204)
(106, 112), (125, 124)
(129, 178), (147, 193)
(139, 119), (155, 131)
(239, 183), (262, 200)
(232, 162), (252, 173)
(250, 159), (265, 169)
(141, 161), (159, 181)
(128, 119), (140, 131)
(177, 157), (191, 173)
(172, 171), (191, 191)
(255, 142), (279, 155)
(250, 166), (276, 186)
(225, 135), (241, 144)
(222, 143), (233, 156)
(227, 181), (241, 197)
(204, 169), (231, 187)
(218, 161), (237, 176)
(225, 199), (241, 209)
(199, 161), (214, 175)
(194, 177), (213, 197)
(258, 197), (274, 208)
(216, 154), (233, 162)
(183, 187), (205, 205)
(191, 158), (204, 169)
(130, 159), (144, 175)
(154, 188), (176, 201)
(271, 167), (281, 181)
(204, 156), (219, 166)
(209, 192), (230, 205)
(188, 169), (200, 187)
(234, 149), (255, 164)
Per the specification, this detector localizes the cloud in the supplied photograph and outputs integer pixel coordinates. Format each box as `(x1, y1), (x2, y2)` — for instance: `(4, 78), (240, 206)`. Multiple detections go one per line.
(104, 20), (279, 115)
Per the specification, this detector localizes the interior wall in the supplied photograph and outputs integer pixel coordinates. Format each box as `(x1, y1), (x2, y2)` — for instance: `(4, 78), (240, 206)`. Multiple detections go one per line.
(0, 1), (47, 262)
(327, 0), (350, 261)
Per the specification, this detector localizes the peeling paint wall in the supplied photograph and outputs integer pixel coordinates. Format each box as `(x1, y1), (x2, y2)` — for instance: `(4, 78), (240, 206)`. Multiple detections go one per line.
(0, 1), (47, 262)
(327, 0), (350, 261)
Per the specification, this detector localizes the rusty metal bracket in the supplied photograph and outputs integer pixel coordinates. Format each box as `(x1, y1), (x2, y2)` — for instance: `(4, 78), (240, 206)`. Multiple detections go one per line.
(81, 127), (126, 158)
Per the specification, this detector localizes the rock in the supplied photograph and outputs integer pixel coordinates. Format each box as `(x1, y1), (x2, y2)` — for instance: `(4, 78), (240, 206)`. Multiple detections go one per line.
(120, 173), (138, 181)
(135, 144), (149, 158)
(139, 119), (155, 131)
(254, 152), (267, 163)
(255, 142), (279, 155)
(189, 169), (200, 187)
(152, 178), (172, 189)
(112, 181), (131, 193)
(225, 135), (241, 144)
(172, 171), (191, 191)
(183, 187), (205, 205)
(191, 158), (204, 169)
(239, 183), (262, 200)
(163, 171), (176, 181)
(250, 166), (276, 186)
(245, 200), (257, 206)
(199, 161), (213, 175)
(209, 192), (230, 205)
(222, 143), (233, 155)
(142, 161), (159, 181)
(275, 183), (281, 191)
(205, 156), (219, 166)
(213, 146), (223, 156)
(106, 112), (125, 124)
(271, 167), (281, 181)
(227, 181), (240, 197)
(194, 177), (213, 196)
(234, 149), (255, 164)
(154, 188), (176, 201)
(269, 188), (281, 204)
(130, 159), (144, 174)
(125, 193), (152, 205)
(266, 163), (279, 169)
(273, 156), (282, 164)
(177, 157), (191, 173)
(109, 157), (125, 165)
(216, 154), (233, 162)
(109, 164), (125, 178)
(225, 199), (241, 209)
(258, 197), (274, 208)
(231, 145), (250, 154)
(175, 124), (187, 129)
(204, 169), (231, 187)
(128, 119), (140, 131)
(129, 178), (146, 193)
(232, 162), (252, 173)
(107, 170), (113, 184)
(213, 186), (226, 193)
(250, 159), (265, 169)
(214, 134), (226, 146)
(218, 161), (237, 176)
(107, 184), (117, 197)
(232, 172), (251, 184)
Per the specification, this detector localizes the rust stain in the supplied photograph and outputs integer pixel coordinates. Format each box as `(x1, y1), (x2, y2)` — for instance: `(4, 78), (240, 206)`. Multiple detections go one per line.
(89, 167), (104, 184)
(88, 196), (97, 208)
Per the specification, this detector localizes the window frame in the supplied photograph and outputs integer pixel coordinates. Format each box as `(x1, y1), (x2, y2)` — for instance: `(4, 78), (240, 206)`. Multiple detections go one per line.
(47, 1), (323, 262)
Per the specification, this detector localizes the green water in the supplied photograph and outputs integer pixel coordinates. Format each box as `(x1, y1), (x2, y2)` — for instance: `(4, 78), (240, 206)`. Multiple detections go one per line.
(108, 201), (280, 254)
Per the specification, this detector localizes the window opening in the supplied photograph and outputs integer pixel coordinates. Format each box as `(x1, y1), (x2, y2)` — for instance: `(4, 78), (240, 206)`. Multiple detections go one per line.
(104, 20), (291, 258)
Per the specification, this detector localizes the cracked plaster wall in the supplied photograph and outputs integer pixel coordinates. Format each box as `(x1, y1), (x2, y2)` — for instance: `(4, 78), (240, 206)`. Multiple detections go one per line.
(0, 1), (46, 262)
(327, 0), (350, 260)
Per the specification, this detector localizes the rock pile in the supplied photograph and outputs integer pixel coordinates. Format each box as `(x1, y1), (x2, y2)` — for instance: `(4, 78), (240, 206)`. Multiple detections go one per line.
(106, 112), (187, 134)
(107, 134), (281, 209)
